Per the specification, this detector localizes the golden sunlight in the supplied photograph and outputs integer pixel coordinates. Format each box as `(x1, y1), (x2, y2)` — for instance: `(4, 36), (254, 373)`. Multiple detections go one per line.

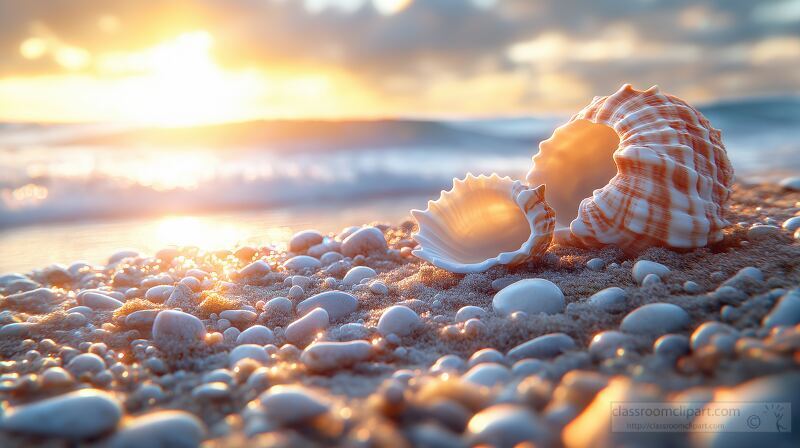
(0, 30), (381, 125)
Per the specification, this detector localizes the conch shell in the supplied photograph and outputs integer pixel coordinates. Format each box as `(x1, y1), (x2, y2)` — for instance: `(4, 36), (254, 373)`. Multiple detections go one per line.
(527, 84), (733, 251)
(411, 174), (554, 273)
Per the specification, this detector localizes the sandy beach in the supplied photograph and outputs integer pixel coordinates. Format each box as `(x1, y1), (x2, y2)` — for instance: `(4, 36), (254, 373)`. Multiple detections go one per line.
(0, 181), (798, 447)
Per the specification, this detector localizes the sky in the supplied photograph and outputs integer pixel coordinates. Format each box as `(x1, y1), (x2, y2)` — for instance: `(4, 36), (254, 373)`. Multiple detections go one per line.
(0, 0), (798, 124)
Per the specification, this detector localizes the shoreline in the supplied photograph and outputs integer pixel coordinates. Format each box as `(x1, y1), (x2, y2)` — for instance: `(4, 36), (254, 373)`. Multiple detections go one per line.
(0, 181), (799, 446)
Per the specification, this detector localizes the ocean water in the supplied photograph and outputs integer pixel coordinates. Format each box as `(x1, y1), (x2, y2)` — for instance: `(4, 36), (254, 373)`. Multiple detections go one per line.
(1, 96), (798, 273)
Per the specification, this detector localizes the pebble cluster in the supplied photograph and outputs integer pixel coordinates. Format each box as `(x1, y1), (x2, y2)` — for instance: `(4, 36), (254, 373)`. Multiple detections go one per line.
(0, 184), (799, 447)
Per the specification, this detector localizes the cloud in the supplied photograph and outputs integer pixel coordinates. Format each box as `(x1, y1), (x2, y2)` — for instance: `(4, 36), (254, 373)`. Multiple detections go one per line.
(0, 0), (798, 115)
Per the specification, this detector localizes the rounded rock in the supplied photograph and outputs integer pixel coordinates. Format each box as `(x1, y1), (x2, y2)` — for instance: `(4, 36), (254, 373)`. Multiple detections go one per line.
(632, 260), (670, 284)
(289, 230), (324, 253)
(296, 291), (358, 321)
(259, 385), (329, 425)
(152, 310), (207, 350)
(455, 306), (487, 323)
(587, 287), (627, 311)
(467, 404), (550, 447)
(109, 410), (205, 448)
(300, 340), (372, 372)
(283, 255), (321, 272)
(236, 325), (275, 345)
(620, 303), (690, 335)
(285, 308), (329, 346)
(493, 279), (565, 316)
(340, 226), (388, 258)
(462, 363), (511, 387)
(342, 266), (377, 287)
(507, 333), (576, 361)
(1, 389), (121, 439)
(229, 344), (269, 367)
(377, 305), (421, 337)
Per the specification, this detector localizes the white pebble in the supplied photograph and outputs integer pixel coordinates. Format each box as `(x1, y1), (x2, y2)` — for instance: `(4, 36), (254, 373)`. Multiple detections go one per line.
(152, 310), (206, 350)
(259, 385), (329, 425)
(589, 331), (633, 359)
(109, 410), (205, 448)
(467, 348), (505, 367)
(747, 224), (782, 240)
(779, 176), (800, 191)
(632, 260), (670, 284)
(456, 305), (487, 323)
(192, 382), (229, 400)
(66, 353), (106, 377)
(236, 325), (275, 345)
(285, 308), (329, 345)
(492, 279), (565, 316)
(641, 273), (662, 287)
(1, 389), (121, 439)
(144, 285), (174, 303)
(264, 297), (293, 316)
(369, 281), (389, 295)
(763, 290), (800, 328)
(683, 281), (702, 294)
(342, 266), (378, 287)
(782, 216), (800, 232)
(320, 251), (344, 265)
(429, 354), (465, 373)
(377, 305), (421, 336)
(238, 260), (271, 278)
(586, 258), (605, 271)
(507, 333), (576, 361)
(282, 255), (321, 272)
(288, 285), (304, 300)
(300, 340), (372, 372)
(288, 230), (324, 253)
(229, 344), (269, 367)
(587, 287), (627, 310)
(467, 404), (550, 447)
(340, 226), (388, 257)
(462, 363), (511, 387)
(690, 321), (737, 350)
(219, 310), (257, 328)
(620, 303), (690, 335)
(296, 291), (358, 320)
(78, 292), (123, 310)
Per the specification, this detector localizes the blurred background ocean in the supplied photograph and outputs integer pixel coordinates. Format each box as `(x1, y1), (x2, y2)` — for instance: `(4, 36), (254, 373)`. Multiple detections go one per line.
(1, 95), (799, 272)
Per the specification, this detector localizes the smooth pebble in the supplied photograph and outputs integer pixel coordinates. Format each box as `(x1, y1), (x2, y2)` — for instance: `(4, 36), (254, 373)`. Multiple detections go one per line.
(493, 279), (565, 316)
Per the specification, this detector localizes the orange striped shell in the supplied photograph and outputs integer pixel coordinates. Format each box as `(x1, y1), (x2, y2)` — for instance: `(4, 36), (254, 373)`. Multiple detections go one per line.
(527, 84), (734, 251)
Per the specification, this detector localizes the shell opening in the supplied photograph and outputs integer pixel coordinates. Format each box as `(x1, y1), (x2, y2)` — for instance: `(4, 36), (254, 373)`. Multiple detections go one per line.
(443, 188), (531, 264)
(529, 119), (619, 227)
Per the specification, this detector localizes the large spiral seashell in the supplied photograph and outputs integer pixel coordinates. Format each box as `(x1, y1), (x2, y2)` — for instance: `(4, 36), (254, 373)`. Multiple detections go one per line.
(527, 84), (734, 251)
(411, 174), (555, 273)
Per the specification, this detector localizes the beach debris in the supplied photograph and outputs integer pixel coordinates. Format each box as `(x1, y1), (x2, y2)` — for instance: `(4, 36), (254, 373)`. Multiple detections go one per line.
(412, 174), (555, 273)
(620, 303), (690, 335)
(527, 84), (733, 251)
(492, 278), (565, 316)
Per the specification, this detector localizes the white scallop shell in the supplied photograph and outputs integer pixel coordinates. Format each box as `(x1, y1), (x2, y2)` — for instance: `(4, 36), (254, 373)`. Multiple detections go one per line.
(411, 174), (555, 273)
(527, 84), (733, 251)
